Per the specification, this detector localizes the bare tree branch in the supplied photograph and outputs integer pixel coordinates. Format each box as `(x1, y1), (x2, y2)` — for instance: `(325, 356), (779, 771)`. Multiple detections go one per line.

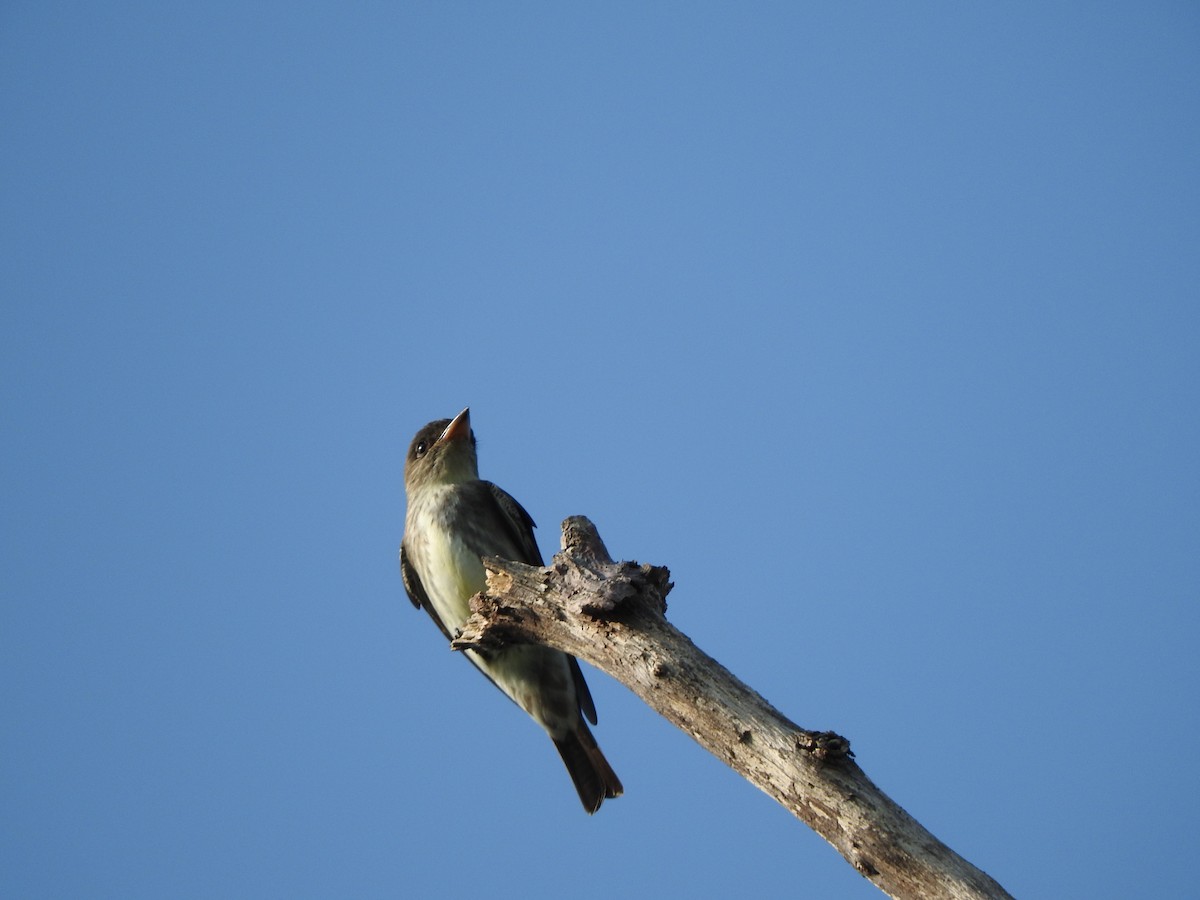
(452, 516), (1013, 900)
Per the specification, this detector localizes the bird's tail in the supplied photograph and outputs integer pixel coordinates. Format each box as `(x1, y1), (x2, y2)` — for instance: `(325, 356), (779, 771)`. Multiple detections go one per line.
(553, 721), (623, 814)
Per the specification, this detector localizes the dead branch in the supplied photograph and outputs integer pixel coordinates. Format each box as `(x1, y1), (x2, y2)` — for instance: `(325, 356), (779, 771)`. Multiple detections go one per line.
(453, 516), (1013, 900)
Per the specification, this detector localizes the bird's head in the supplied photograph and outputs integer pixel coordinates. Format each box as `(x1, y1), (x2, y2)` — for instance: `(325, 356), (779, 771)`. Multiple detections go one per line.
(404, 407), (479, 491)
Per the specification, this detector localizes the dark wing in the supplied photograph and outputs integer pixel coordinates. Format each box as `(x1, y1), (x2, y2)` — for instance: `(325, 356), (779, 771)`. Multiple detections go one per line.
(569, 656), (598, 725)
(484, 481), (598, 725)
(400, 541), (454, 642)
(483, 481), (544, 565)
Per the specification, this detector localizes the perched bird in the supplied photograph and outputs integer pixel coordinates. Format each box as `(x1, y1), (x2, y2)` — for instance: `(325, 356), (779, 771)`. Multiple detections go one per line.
(400, 408), (622, 813)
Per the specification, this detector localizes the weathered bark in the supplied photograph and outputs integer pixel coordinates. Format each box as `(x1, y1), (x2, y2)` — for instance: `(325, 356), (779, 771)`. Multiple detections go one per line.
(452, 516), (1013, 900)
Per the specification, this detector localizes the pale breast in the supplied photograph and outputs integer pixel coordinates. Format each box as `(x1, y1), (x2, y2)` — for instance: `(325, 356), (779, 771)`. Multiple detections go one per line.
(405, 484), (488, 632)
(419, 521), (486, 630)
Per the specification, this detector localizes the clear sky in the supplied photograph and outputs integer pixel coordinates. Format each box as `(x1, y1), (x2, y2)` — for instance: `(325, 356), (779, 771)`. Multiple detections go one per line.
(3, 4), (1197, 898)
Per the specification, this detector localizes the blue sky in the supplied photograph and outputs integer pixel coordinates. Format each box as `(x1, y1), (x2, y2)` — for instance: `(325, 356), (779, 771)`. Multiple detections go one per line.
(3, 3), (1197, 897)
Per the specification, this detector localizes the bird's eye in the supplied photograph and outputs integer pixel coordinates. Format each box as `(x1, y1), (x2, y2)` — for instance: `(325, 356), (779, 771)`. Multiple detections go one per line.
(415, 440), (429, 458)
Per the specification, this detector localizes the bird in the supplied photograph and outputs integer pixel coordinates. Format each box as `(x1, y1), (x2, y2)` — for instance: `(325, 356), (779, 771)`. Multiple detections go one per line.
(399, 407), (622, 813)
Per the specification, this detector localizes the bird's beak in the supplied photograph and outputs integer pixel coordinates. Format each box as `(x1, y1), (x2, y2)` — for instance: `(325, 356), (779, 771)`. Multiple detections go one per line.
(439, 407), (471, 444)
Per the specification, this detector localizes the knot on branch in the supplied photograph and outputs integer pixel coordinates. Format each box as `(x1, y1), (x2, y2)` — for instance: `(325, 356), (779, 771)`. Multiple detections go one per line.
(552, 517), (672, 618)
(556, 556), (672, 618)
(796, 730), (854, 762)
